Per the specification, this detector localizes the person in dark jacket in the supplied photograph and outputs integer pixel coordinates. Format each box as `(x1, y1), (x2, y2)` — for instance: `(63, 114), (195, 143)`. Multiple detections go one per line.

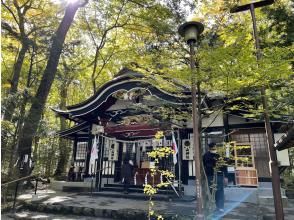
(121, 159), (133, 194)
(203, 143), (227, 212)
(67, 166), (75, 182)
(203, 143), (219, 189)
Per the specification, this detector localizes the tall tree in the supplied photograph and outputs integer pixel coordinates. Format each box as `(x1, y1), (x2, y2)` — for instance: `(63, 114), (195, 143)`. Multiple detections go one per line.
(1, 0), (55, 121)
(1, 0), (59, 176)
(17, 0), (88, 176)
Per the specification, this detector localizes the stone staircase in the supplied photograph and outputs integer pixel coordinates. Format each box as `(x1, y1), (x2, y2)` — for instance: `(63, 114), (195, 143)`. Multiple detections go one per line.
(61, 183), (184, 201)
(86, 183), (183, 201)
(105, 183), (180, 193)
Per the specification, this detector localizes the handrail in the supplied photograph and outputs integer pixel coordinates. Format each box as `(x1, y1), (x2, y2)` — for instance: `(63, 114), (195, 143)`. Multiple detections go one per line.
(2, 174), (37, 186)
(1, 174), (40, 211)
(165, 177), (180, 198)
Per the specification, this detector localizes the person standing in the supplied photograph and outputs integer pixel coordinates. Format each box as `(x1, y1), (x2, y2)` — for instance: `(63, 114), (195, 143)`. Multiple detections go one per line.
(121, 158), (133, 194)
(67, 166), (75, 182)
(203, 143), (227, 212)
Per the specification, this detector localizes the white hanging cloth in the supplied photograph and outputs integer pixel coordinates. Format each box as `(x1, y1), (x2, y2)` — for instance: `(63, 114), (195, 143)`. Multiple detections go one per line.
(172, 132), (178, 165)
(132, 143), (136, 153)
(142, 141), (146, 152)
(123, 142), (127, 153)
(163, 135), (167, 147)
(89, 135), (98, 175)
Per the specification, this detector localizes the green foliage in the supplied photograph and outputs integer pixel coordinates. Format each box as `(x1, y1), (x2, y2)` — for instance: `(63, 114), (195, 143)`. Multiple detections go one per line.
(1, 120), (15, 141)
(261, 0), (294, 46)
(143, 131), (175, 220)
(282, 147), (294, 189)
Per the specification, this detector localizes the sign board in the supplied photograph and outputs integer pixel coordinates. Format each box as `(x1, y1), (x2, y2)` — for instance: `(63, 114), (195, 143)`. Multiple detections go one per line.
(182, 138), (194, 160)
(91, 124), (104, 134)
(274, 133), (290, 166)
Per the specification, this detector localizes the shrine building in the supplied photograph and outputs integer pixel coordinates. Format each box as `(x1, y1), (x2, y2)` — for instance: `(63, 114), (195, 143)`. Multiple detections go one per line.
(52, 68), (290, 195)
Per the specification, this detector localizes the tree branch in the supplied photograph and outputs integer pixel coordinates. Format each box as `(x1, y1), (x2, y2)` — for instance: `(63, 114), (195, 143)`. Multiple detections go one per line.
(1, 0), (19, 25)
(94, 50), (115, 82)
(27, 24), (52, 36)
(21, 0), (33, 15)
(1, 21), (20, 40)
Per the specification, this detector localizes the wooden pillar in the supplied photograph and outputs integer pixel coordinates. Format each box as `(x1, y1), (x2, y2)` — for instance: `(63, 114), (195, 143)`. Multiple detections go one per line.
(73, 136), (78, 162)
(95, 136), (100, 189)
(98, 136), (106, 190)
(84, 129), (93, 177)
(95, 135), (103, 190)
(223, 113), (230, 142)
(180, 128), (189, 185)
(114, 142), (123, 182)
(176, 128), (183, 194)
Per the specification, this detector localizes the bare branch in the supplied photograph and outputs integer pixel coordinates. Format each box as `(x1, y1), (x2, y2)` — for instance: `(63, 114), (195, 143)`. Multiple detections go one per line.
(94, 50), (115, 81)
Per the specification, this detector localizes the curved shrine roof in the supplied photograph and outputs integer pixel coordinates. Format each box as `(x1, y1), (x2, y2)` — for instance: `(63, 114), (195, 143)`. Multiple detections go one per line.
(52, 68), (197, 122)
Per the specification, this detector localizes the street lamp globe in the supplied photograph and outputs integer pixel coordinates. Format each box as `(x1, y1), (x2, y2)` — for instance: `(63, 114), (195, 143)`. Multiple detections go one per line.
(178, 21), (204, 45)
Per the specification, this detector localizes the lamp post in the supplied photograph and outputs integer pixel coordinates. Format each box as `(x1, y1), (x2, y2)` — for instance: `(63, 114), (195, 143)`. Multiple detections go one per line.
(178, 21), (204, 219)
(231, 1), (284, 220)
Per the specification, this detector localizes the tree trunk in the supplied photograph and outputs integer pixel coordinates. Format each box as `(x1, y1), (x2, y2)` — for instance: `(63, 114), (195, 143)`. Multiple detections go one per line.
(6, 49), (35, 178)
(17, 2), (86, 176)
(3, 41), (30, 121)
(54, 83), (71, 178)
(196, 61), (213, 215)
(1, 42), (30, 172)
(6, 124), (20, 180)
(33, 136), (40, 167)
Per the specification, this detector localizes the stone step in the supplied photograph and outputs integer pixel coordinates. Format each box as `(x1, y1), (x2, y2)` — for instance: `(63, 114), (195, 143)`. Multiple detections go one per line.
(102, 187), (175, 195)
(104, 183), (143, 189)
(104, 183), (184, 191)
(61, 184), (180, 195)
(81, 191), (176, 201)
(20, 201), (148, 220)
(19, 200), (191, 220)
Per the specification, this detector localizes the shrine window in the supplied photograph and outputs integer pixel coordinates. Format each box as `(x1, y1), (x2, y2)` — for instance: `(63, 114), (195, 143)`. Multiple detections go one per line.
(76, 142), (87, 160)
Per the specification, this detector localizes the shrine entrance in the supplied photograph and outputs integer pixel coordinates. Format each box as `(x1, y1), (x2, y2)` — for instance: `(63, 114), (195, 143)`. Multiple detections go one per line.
(54, 68), (198, 193)
(53, 68), (282, 195)
(99, 136), (175, 188)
